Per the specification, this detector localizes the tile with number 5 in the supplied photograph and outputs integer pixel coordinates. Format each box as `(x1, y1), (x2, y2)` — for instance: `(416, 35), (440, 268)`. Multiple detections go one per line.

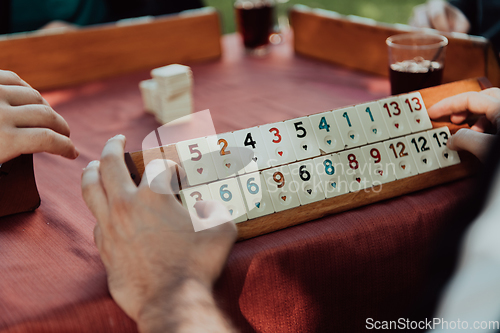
(289, 160), (325, 205)
(427, 127), (461, 167)
(259, 122), (297, 167)
(177, 138), (218, 186)
(399, 92), (433, 132)
(262, 165), (301, 212)
(378, 97), (412, 138)
(405, 132), (440, 173)
(355, 102), (390, 143)
(233, 126), (271, 172)
(237, 172), (275, 219)
(208, 178), (248, 223)
(313, 154), (350, 198)
(332, 107), (368, 149)
(309, 111), (345, 154)
(207, 133), (245, 179)
(285, 117), (321, 160)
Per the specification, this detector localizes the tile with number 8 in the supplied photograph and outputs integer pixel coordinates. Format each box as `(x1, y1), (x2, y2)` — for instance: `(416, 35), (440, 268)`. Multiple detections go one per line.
(259, 122), (297, 167)
(384, 138), (419, 179)
(355, 102), (390, 143)
(262, 165), (301, 212)
(338, 148), (373, 191)
(313, 154), (350, 198)
(361, 142), (396, 185)
(405, 131), (440, 173)
(207, 133), (245, 179)
(233, 126), (271, 173)
(285, 117), (321, 160)
(289, 160), (325, 205)
(309, 111), (345, 154)
(427, 127), (461, 167)
(332, 107), (368, 149)
(237, 172), (275, 219)
(208, 178), (248, 223)
(399, 92), (433, 132)
(378, 97), (412, 138)
(176, 138), (218, 186)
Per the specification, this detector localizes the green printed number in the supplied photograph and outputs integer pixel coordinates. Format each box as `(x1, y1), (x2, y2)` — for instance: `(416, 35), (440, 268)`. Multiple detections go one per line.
(246, 177), (260, 195)
(365, 107), (374, 122)
(219, 185), (232, 202)
(343, 112), (352, 127)
(323, 159), (335, 175)
(318, 116), (330, 132)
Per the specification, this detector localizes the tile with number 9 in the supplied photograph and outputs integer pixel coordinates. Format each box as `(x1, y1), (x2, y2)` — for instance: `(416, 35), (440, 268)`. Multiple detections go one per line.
(332, 107), (368, 149)
(378, 97), (412, 138)
(259, 122), (297, 167)
(237, 172), (275, 219)
(399, 92), (433, 132)
(262, 165), (301, 212)
(176, 138), (218, 186)
(427, 127), (461, 167)
(285, 117), (321, 160)
(289, 160), (325, 205)
(208, 178), (248, 223)
(207, 133), (245, 179)
(233, 126), (271, 172)
(405, 131), (440, 173)
(309, 111), (345, 154)
(361, 142), (396, 185)
(313, 154), (350, 198)
(356, 102), (390, 143)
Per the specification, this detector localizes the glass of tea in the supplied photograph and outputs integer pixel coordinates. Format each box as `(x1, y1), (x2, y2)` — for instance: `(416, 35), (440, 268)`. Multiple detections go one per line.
(234, 0), (275, 55)
(386, 33), (448, 95)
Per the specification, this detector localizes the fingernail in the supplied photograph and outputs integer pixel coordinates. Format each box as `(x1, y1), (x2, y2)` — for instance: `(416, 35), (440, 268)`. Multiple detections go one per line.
(73, 147), (80, 159)
(108, 134), (125, 142)
(85, 160), (100, 169)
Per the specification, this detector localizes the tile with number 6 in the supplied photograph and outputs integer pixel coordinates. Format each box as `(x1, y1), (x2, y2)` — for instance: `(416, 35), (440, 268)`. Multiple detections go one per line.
(285, 117), (321, 160)
(208, 178), (248, 223)
(207, 133), (245, 179)
(176, 138), (218, 186)
(289, 160), (325, 205)
(361, 142), (396, 185)
(384, 138), (419, 179)
(309, 111), (345, 154)
(405, 132), (440, 173)
(233, 126), (271, 172)
(355, 102), (390, 143)
(427, 127), (461, 167)
(259, 122), (297, 167)
(378, 97), (412, 138)
(399, 92), (433, 132)
(262, 165), (301, 212)
(313, 154), (350, 198)
(237, 172), (275, 219)
(332, 107), (368, 149)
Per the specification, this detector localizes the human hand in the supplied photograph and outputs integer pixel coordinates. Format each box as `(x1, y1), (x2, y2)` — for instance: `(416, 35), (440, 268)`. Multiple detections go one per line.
(409, 0), (470, 33)
(0, 70), (78, 164)
(428, 88), (500, 162)
(81, 135), (237, 333)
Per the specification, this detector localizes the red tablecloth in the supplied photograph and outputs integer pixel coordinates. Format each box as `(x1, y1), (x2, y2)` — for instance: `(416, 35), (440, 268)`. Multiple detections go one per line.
(0, 34), (470, 332)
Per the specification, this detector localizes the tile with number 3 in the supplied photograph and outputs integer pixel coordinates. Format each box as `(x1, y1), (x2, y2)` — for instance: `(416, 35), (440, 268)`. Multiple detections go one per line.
(259, 122), (297, 167)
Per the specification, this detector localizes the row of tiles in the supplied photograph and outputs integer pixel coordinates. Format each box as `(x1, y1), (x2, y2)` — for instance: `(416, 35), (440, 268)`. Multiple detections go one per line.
(179, 126), (460, 223)
(177, 92), (434, 187)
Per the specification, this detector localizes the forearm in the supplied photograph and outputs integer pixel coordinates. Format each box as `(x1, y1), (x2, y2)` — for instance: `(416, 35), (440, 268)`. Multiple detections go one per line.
(137, 279), (236, 333)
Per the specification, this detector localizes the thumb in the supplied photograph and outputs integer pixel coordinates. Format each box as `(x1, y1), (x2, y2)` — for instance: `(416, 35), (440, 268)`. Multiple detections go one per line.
(447, 128), (496, 163)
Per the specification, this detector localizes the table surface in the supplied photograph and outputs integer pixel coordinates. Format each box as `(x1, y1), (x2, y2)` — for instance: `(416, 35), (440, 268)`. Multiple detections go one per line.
(0, 34), (471, 333)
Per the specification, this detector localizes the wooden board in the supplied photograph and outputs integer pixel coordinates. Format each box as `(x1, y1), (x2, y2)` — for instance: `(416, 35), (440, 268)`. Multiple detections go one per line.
(125, 78), (486, 241)
(290, 5), (500, 87)
(0, 8), (222, 91)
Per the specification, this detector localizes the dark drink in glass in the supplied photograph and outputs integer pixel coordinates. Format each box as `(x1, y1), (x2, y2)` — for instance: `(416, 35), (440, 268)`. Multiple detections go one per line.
(235, 0), (275, 51)
(389, 59), (444, 95)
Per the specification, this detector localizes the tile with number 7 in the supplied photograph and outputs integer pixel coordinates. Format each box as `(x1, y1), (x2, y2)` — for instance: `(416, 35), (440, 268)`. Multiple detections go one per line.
(309, 111), (345, 154)
(176, 138), (218, 186)
(237, 172), (275, 219)
(427, 127), (461, 168)
(378, 97), (412, 138)
(399, 92), (433, 132)
(208, 178), (248, 223)
(259, 122), (297, 167)
(405, 132), (440, 173)
(285, 117), (321, 161)
(361, 142), (396, 185)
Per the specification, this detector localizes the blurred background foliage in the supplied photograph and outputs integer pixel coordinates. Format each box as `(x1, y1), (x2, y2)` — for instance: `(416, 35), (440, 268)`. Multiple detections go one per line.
(204, 0), (427, 33)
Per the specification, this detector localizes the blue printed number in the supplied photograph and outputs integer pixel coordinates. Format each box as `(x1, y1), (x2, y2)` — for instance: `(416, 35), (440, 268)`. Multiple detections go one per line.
(219, 185), (232, 202)
(318, 116), (330, 132)
(323, 159), (335, 175)
(342, 112), (352, 127)
(365, 107), (374, 122)
(246, 177), (260, 195)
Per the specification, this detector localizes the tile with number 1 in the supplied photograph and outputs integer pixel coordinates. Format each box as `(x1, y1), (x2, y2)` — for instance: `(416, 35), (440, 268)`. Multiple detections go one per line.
(176, 138), (218, 186)
(208, 178), (248, 223)
(355, 102), (390, 143)
(332, 107), (368, 149)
